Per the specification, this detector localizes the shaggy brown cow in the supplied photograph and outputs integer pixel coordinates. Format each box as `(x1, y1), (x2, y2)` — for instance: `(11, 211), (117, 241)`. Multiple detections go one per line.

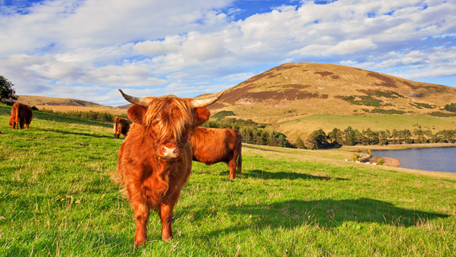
(9, 103), (33, 129)
(191, 127), (242, 179)
(113, 117), (130, 138)
(117, 89), (222, 246)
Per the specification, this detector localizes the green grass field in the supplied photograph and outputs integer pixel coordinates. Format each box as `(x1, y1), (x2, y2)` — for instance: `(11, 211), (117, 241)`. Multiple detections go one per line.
(1, 105), (456, 256)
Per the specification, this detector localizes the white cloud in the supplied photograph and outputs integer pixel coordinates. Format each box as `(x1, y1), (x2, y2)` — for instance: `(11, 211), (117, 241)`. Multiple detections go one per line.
(83, 64), (168, 87)
(289, 38), (377, 56)
(1, 0), (456, 105)
(133, 37), (182, 55)
(182, 34), (225, 61)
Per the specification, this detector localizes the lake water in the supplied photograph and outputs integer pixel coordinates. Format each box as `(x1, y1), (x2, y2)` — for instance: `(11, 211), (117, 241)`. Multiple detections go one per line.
(372, 147), (456, 173)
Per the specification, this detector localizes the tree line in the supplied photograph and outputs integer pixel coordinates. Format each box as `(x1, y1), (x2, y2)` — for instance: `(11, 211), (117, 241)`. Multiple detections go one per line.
(297, 126), (456, 149)
(202, 118), (294, 148)
(40, 108), (128, 123)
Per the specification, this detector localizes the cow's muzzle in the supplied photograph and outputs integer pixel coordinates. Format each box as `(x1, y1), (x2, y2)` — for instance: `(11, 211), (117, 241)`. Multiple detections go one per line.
(157, 142), (180, 160)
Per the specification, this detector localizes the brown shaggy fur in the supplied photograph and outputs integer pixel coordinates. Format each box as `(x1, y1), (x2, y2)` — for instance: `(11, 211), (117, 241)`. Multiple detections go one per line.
(113, 117), (131, 138)
(9, 103), (33, 129)
(191, 127), (242, 179)
(117, 95), (212, 246)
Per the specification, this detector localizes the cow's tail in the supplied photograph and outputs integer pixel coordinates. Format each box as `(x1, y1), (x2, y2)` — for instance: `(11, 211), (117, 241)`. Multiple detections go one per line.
(236, 151), (242, 174)
(235, 137), (242, 174)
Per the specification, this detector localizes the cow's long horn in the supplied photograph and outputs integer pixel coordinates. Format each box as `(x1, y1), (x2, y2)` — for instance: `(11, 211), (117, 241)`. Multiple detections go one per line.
(192, 90), (225, 108)
(119, 89), (151, 107)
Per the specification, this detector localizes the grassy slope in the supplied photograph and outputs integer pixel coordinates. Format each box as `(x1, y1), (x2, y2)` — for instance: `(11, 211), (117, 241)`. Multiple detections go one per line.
(1, 105), (456, 256)
(276, 114), (456, 141)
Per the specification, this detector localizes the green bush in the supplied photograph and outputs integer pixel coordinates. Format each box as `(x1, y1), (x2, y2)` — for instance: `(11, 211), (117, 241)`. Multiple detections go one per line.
(352, 154), (359, 162)
(428, 112), (456, 117)
(374, 91), (404, 99)
(212, 110), (235, 119)
(370, 108), (406, 114)
(343, 95), (383, 107)
(410, 102), (436, 109)
(444, 103), (456, 113)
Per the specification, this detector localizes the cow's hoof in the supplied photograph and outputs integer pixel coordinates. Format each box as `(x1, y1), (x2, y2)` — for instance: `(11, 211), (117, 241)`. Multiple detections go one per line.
(134, 238), (146, 247)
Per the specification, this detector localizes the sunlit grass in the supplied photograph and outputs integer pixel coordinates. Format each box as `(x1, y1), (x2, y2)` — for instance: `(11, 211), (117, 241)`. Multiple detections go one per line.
(1, 106), (456, 256)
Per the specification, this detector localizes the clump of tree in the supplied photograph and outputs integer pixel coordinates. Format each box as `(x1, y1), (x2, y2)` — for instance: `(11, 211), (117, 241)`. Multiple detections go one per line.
(0, 76), (18, 103)
(371, 108), (406, 114)
(40, 108), (128, 123)
(305, 125), (456, 149)
(428, 112), (456, 117)
(202, 118), (293, 148)
(305, 129), (330, 149)
(410, 102), (436, 109)
(295, 136), (305, 149)
(212, 110), (235, 119)
(444, 103), (456, 113)
(342, 95), (383, 107)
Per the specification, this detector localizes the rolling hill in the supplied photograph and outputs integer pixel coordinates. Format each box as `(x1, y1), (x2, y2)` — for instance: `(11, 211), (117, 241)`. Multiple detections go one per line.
(14, 62), (456, 142)
(206, 63), (456, 141)
(15, 95), (127, 115)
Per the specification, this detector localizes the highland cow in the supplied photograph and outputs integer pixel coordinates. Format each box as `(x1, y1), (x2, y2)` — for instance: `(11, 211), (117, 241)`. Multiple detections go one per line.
(116, 89), (223, 246)
(9, 103), (33, 129)
(191, 127), (242, 179)
(113, 117), (130, 138)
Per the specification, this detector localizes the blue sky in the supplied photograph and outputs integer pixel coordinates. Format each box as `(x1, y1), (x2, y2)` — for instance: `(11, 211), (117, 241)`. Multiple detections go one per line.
(0, 0), (455, 106)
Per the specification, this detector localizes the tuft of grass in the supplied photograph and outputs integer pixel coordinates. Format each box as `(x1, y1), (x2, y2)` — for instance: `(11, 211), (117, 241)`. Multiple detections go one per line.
(1, 107), (456, 256)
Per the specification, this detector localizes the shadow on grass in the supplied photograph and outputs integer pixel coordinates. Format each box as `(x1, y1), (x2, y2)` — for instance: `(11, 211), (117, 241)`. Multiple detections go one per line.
(203, 198), (450, 237)
(242, 144), (289, 153)
(38, 128), (114, 139)
(218, 169), (348, 181)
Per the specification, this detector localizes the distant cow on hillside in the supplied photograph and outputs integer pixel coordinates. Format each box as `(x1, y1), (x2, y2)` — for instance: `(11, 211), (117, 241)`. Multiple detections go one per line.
(191, 127), (242, 179)
(9, 103), (33, 129)
(113, 117), (130, 138)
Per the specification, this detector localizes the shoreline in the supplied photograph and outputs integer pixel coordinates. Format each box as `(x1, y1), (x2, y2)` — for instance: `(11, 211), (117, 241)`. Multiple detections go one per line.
(341, 143), (456, 168)
(341, 142), (456, 150)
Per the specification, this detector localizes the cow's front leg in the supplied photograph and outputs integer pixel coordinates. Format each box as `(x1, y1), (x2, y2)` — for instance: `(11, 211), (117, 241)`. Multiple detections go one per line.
(159, 204), (174, 241)
(133, 202), (150, 246)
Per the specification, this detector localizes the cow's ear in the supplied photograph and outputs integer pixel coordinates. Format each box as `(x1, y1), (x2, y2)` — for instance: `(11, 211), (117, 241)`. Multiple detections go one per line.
(128, 105), (147, 125)
(193, 107), (210, 127)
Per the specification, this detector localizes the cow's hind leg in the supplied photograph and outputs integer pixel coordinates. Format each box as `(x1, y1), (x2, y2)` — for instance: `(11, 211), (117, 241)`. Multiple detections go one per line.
(228, 159), (236, 179)
(133, 202), (150, 246)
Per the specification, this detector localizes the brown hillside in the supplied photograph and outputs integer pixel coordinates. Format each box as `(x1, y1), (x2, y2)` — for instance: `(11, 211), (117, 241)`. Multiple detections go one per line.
(12, 63), (456, 142)
(16, 95), (127, 115)
(211, 62), (456, 112)
(207, 62), (456, 141)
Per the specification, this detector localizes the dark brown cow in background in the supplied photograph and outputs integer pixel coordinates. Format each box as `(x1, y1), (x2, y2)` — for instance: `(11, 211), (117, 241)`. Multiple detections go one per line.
(9, 103), (33, 129)
(117, 89), (223, 246)
(191, 127), (242, 179)
(113, 117), (130, 138)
